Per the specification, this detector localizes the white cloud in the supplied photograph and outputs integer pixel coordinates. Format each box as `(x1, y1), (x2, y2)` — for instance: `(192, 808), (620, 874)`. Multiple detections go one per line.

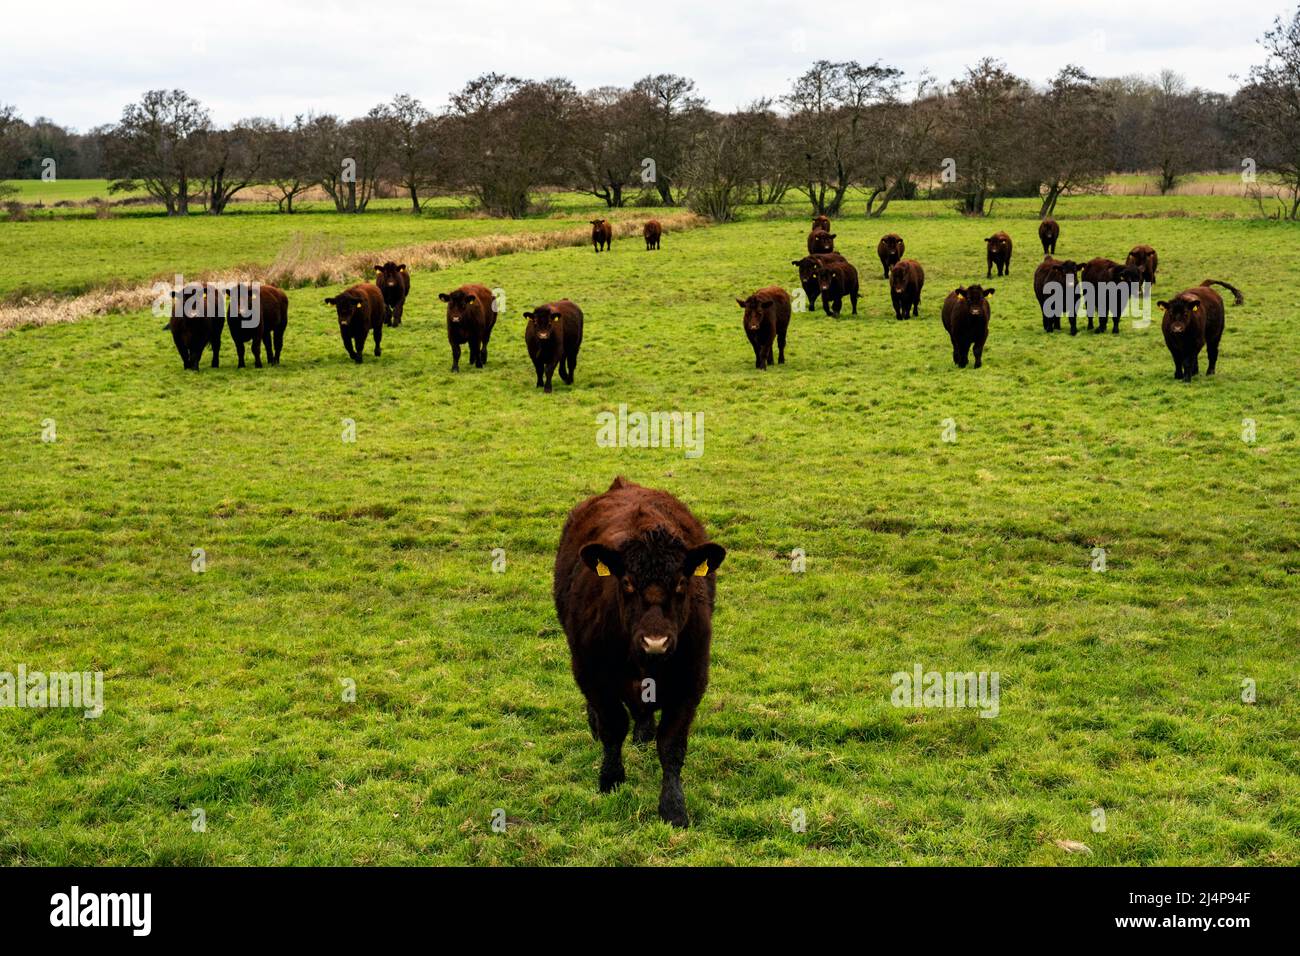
(0, 0), (1283, 128)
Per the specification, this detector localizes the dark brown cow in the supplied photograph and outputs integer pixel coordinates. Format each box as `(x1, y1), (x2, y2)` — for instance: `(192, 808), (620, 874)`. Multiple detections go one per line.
(643, 220), (662, 251)
(324, 283), (386, 363)
(438, 283), (497, 371)
(553, 475), (726, 827)
(985, 232), (1013, 277)
(1126, 244), (1158, 286)
(165, 283), (224, 370)
(591, 219), (613, 253)
(225, 282), (289, 367)
(877, 234), (906, 279)
(372, 262), (410, 327)
(941, 285), (995, 368)
(524, 300), (584, 392)
(1079, 257), (1143, 333)
(1038, 218), (1059, 256)
(791, 252), (846, 311)
(1158, 280), (1242, 381)
(816, 258), (859, 316)
(736, 286), (792, 370)
(1033, 256), (1082, 333)
(889, 259), (925, 320)
(807, 229), (835, 255)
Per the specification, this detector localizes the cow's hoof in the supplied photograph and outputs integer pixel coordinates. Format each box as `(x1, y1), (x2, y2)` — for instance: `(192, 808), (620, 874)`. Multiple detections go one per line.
(599, 766), (625, 793)
(658, 794), (689, 828)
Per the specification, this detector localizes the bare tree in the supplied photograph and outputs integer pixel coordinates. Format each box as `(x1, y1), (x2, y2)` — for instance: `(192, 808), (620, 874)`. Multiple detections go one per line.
(679, 114), (756, 222)
(937, 59), (1032, 215)
(1235, 7), (1300, 219)
(0, 105), (24, 202)
(1144, 71), (1209, 194)
(626, 74), (708, 205)
(569, 87), (643, 208)
(1024, 67), (1114, 217)
(197, 119), (272, 214)
(102, 89), (210, 214)
(378, 94), (439, 212)
(783, 60), (904, 215)
(265, 117), (314, 213)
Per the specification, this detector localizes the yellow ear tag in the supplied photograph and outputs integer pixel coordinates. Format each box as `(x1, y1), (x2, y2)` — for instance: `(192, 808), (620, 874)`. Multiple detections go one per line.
(956, 294), (965, 300)
(595, 560), (611, 577)
(694, 563), (709, 577)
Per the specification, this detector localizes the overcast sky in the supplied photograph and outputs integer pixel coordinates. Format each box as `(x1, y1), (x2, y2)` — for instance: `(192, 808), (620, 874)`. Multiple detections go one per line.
(0, 0), (1286, 129)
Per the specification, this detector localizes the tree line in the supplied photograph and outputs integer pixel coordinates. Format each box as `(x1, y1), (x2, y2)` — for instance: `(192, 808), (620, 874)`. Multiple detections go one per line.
(1, 8), (1298, 220)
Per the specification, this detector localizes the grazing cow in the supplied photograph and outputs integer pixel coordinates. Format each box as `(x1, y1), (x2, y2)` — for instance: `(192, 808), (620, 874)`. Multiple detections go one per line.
(553, 475), (726, 827)
(941, 285), (994, 368)
(591, 219), (613, 253)
(324, 283), (386, 363)
(166, 283), (224, 370)
(736, 286), (792, 370)
(225, 282), (289, 368)
(643, 220), (662, 251)
(889, 259), (925, 320)
(985, 232), (1013, 277)
(1079, 258), (1143, 333)
(1038, 218), (1059, 256)
(791, 252), (846, 311)
(877, 234), (906, 279)
(812, 214), (831, 233)
(1126, 244), (1158, 286)
(1033, 256), (1082, 333)
(524, 300), (584, 392)
(816, 258), (859, 316)
(372, 262), (410, 327)
(807, 229), (835, 255)
(1158, 280), (1243, 381)
(438, 284), (497, 371)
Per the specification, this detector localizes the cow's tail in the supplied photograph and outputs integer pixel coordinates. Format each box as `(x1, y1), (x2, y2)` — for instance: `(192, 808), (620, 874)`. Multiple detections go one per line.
(1201, 280), (1244, 306)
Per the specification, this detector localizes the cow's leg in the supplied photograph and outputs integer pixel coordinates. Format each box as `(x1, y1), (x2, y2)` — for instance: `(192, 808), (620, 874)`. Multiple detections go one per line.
(543, 360), (555, 393)
(1206, 337), (1219, 375)
(850, 289), (858, 315)
(251, 332), (263, 369)
(591, 695), (628, 792)
(352, 332), (365, 363)
(372, 322), (382, 357)
(451, 341), (461, 372)
(656, 702), (698, 827)
(533, 357), (544, 388)
(973, 336), (985, 369)
(777, 326), (787, 364)
(912, 296), (920, 318)
(234, 337), (247, 368)
(209, 331), (221, 368)
(273, 323), (284, 364)
(341, 329), (357, 362)
(468, 337), (481, 369)
(393, 302), (402, 327)
(753, 340), (764, 370)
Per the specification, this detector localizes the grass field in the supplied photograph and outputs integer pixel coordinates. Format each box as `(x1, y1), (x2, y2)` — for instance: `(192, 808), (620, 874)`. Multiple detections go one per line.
(0, 198), (1297, 865)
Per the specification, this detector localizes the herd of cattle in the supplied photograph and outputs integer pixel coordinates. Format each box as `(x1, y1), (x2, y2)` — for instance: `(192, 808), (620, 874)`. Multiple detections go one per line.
(165, 213), (1243, 384)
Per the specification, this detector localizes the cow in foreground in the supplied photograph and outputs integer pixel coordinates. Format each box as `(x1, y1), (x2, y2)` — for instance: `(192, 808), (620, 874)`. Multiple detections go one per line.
(1158, 280), (1242, 381)
(439, 284), (497, 371)
(1033, 257), (1082, 333)
(877, 234), (906, 279)
(941, 285), (994, 368)
(166, 283), (224, 370)
(791, 252), (845, 311)
(736, 286), (791, 370)
(591, 219), (613, 253)
(524, 300), (583, 392)
(1038, 219), (1059, 256)
(553, 475), (726, 827)
(225, 282), (289, 367)
(643, 220), (662, 251)
(324, 283), (386, 363)
(889, 259), (924, 320)
(985, 232), (1013, 277)
(373, 262), (410, 327)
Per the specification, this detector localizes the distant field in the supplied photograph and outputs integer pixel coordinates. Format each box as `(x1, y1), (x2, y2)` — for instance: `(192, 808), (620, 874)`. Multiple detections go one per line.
(0, 201), (1296, 864)
(0, 190), (1271, 304)
(1, 179), (145, 203)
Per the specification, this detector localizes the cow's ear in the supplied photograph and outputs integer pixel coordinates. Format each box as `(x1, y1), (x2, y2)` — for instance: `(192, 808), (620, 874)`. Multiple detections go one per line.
(580, 543), (624, 578)
(438, 293), (450, 302)
(398, 264), (407, 271)
(985, 288), (995, 296)
(1156, 300), (1168, 309)
(736, 299), (747, 308)
(792, 260), (802, 266)
(373, 266), (382, 272)
(827, 233), (836, 239)
(324, 297), (336, 305)
(683, 543), (726, 578)
(953, 288), (965, 300)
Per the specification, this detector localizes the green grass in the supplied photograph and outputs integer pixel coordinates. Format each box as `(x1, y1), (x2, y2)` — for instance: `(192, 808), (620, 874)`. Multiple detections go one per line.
(0, 201), (1297, 865)
(1, 178), (147, 203)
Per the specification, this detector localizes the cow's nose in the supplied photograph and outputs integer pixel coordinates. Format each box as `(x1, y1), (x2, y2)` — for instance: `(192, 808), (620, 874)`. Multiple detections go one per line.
(642, 635), (669, 655)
